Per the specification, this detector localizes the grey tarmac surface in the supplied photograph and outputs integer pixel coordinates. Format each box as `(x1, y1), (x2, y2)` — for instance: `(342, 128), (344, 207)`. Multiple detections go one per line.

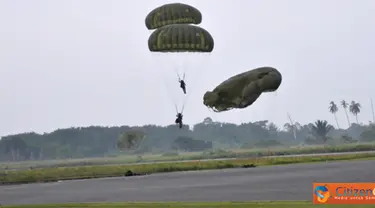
(1, 159), (374, 205)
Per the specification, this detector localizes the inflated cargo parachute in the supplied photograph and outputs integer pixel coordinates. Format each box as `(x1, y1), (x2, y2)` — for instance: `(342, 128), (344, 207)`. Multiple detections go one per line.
(145, 3), (202, 30)
(203, 67), (282, 112)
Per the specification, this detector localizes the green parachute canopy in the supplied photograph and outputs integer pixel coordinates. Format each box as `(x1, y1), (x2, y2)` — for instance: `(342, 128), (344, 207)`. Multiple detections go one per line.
(148, 24), (214, 53)
(203, 67), (282, 112)
(145, 3), (202, 30)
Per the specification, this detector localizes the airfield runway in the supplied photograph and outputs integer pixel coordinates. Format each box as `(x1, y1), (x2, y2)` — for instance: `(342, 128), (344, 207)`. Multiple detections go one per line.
(1, 159), (374, 205)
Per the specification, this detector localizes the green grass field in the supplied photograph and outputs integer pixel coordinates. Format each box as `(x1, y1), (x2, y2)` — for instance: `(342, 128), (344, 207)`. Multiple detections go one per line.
(2, 201), (375, 208)
(1, 152), (374, 185)
(1, 143), (375, 171)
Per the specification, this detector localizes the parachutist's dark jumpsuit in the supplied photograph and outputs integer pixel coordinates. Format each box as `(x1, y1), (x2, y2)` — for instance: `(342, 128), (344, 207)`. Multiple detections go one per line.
(175, 113), (183, 129)
(179, 80), (186, 94)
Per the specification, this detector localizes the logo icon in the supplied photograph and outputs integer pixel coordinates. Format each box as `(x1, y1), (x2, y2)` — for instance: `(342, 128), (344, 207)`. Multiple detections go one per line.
(314, 185), (330, 203)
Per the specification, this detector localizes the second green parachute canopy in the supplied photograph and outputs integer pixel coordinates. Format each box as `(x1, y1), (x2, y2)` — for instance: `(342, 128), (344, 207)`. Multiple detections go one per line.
(148, 24), (214, 53)
(203, 67), (282, 112)
(145, 3), (202, 30)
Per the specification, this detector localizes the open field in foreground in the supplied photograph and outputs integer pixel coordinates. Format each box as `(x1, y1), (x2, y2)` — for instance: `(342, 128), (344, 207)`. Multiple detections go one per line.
(1, 143), (375, 170)
(1, 152), (375, 184)
(2, 201), (375, 208)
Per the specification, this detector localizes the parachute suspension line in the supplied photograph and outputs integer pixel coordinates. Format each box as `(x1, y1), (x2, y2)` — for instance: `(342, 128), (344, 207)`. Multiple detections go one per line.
(174, 67), (181, 81)
(162, 54), (186, 113)
(179, 53), (212, 113)
(174, 103), (179, 114)
(173, 52), (188, 81)
(151, 53), (181, 113)
(160, 52), (200, 114)
(168, 56), (189, 114)
(161, 54), (191, 114)
(172, 52), (211, 114)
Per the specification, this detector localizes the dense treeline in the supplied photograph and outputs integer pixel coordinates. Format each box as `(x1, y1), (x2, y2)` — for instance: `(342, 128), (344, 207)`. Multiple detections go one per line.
(0, 98), (373, 161)
(1, 115), (375, 161)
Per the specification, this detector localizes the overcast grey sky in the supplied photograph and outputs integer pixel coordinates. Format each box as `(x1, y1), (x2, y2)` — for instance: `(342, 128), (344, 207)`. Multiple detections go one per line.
(0, 0), (374, 136)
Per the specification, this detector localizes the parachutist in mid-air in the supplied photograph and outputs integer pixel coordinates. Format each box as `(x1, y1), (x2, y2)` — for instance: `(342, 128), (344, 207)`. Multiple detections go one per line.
(178, 73), (187, 94)
(179, 79), (186, 94)
(175, 113), (183, 129)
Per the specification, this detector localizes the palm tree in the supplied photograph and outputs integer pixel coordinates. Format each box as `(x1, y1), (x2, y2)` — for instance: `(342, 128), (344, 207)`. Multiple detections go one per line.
(349, 101), (361, 124)
(310, 120), (334, 143)
(328, 101), (340, 129)
(341, 100), (351, 127)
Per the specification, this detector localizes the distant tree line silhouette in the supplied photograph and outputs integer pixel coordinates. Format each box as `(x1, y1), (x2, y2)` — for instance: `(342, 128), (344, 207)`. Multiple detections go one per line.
(0, 100), (374, 161)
